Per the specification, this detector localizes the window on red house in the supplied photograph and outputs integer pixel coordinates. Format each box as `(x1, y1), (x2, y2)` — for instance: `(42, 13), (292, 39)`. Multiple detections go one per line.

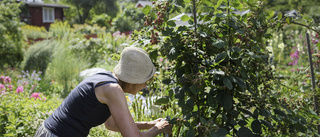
(42, 7), (54, 23)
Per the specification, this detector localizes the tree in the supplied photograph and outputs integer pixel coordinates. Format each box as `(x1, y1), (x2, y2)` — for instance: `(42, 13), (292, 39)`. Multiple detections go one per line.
(61, 0), (118, 24)
(68, 0), (98, 24)
(0, 0), (24, 67)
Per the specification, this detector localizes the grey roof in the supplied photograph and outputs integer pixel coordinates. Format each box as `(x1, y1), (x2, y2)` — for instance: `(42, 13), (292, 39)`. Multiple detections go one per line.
(135, 1), (152, 8)
(25, 2), (69, 8)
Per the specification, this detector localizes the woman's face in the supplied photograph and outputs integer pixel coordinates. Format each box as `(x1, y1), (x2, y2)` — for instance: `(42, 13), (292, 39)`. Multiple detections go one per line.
(125, 82), (147, 95)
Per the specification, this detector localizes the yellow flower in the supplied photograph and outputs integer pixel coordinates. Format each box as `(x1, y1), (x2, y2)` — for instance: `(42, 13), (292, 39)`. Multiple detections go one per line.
(139, 91), (143, 94)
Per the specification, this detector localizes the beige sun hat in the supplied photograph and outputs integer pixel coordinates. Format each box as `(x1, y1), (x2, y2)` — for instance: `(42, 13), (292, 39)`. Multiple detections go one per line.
(113, 46), (155, 84)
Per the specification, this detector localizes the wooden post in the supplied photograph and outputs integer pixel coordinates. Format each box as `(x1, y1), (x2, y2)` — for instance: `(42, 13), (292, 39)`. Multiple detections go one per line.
(306, 32), (320, 134)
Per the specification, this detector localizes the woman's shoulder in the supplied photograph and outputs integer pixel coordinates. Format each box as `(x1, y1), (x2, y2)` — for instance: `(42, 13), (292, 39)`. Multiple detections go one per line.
(95, 82), (123, 104)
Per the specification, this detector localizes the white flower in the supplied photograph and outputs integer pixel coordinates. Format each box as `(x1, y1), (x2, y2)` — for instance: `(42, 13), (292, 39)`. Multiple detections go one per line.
(266, 46), (273, 55)
(278, 43), (285, 50)
(297, 43), (302, 52)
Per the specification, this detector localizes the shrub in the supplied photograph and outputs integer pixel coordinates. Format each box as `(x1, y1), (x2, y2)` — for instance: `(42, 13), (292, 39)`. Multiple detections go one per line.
(0, 71), (62, 136)
(20, 40), (58, 74)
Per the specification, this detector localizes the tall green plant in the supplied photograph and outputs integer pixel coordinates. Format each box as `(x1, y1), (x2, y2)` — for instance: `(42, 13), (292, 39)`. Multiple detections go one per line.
(133, 0), (319, 136)
(46, 44), (89, 98)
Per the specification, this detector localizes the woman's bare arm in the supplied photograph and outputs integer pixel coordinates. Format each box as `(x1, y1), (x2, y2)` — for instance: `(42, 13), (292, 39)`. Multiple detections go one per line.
(95, 83), (170, 137)
(104, 116), (162, 132)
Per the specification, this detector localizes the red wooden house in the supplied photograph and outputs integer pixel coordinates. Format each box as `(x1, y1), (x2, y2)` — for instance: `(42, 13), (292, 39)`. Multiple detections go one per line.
(20, 1), (69, 29)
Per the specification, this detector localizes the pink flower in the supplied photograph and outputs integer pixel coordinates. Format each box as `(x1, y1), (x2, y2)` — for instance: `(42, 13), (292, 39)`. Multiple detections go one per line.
(16, 86), (24, 93)
(0, 84), (5, 91)
(290, 51), (299, 60)
(7, 85), (13, 90)
(30, 92), (43, 100)
(4, 76), (11, 84)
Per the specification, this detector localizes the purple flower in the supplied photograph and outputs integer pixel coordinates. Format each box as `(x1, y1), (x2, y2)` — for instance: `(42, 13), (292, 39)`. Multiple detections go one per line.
(16, 86), (24, 93)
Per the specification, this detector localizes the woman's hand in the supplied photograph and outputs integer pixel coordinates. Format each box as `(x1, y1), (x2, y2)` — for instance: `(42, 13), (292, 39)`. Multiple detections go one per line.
(154, 120), (172, 134)
(148, 118), (163, 125)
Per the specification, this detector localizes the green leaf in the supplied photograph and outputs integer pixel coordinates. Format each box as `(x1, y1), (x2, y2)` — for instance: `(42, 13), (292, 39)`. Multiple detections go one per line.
(217, 92), (233, 110)
(142, 5), (151, 15)
(215, 52), (227, 62)
(169, 89), (173, 99)
(215, 0), (224, 10)
(181, 15), (190, 22)
(189, 85), (200, 94)
(253, 108), (259, 119)
(259, 109), (271, 117)
(187, 128), (195, 137)
(239, 108), (253, 116)
(177, 26), (188, 31)
(238, 120), (247, 126)
(216, 128), (228, 136)
(149, 50), (158, 61)
(277, 12), (282, 20)
(223, 77), (233, 90)
(162, 27), (174, 36)
(3, 133), (14, 136)
(200, 117), (206, 123)
(162, 79), (172, 85)
(167, 20), (176, 27)
(154, 96), (169, 105)
(251, 120), (261, 133)
(213, 39), (226, 49)
(267, 11), (274, 19)
(184, 0), (191, 3)
(209, 69), (225, 75)
(236, 127), (253, 137)
(186, 99), (194, 108)
(260, 120), (273, 128)
(286, 18), (291, 24)
(234, 77), (246, 89)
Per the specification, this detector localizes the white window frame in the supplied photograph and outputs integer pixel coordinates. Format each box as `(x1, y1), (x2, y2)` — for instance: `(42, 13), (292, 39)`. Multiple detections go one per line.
(42, 7), (55, 23)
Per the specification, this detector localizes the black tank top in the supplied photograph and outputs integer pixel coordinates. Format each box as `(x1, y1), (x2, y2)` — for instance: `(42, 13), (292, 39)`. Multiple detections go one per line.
(44, 71), (118, 137)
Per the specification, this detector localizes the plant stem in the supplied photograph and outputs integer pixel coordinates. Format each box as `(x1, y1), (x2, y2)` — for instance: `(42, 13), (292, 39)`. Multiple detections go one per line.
(192, 0), (198, 72)
(306, 33), (320, 134)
